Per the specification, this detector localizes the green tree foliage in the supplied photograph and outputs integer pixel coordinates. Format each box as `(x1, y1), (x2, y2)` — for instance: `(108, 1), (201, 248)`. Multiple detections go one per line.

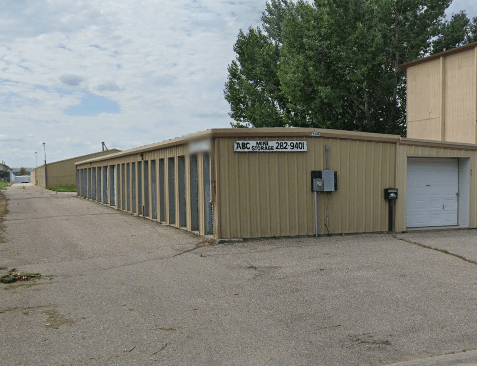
(19, 167), (27, 175)
(432, 11), (477, 51)
(225, 0), (477, 135)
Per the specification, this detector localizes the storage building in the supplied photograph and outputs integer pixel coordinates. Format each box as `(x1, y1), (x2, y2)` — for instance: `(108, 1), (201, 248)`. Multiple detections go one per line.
(76, 128), (476, 240)
(76, 42), (477, 240)
(32, 149), (120, 188)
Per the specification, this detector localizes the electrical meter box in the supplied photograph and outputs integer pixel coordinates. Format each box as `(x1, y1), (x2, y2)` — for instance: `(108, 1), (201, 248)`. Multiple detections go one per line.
(311, 170), (338, 192)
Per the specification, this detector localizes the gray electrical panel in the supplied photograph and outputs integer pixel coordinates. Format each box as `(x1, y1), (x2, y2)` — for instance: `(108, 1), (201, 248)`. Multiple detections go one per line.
(322, 170), (336, 192)
(311, 170), (338, 192)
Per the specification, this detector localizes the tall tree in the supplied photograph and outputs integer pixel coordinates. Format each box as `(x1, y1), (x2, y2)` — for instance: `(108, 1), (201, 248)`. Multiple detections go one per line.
(225, 0), (476, 135)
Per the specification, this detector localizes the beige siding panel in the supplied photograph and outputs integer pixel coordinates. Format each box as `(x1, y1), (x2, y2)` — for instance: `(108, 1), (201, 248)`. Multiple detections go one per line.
(327, 139), (341, 234)
(339, 139), (351, 233)
(287, 151), (299, 236)
(35, 149), (121, 188)
(296, 145), (308, 235)
(248, 153), (260, 237)
(445, 50), (476, 143)
(240, 152), (252, 237)
(257, 153), (269, 237)
(306, 137), (318, 234)
(230, 142), (242, 237)
(406, 46), (477, 144)
(373, 143), (383, 230)
(215, 137), (397, 239)
(357, 141), (367, 232)
(407, 59), (442, 140)
(347, 140), (359, 233)
(267, 148), (280, 236)
(277, 152), (289, 236)
(408, 118), (442, 140)
(217, 140), (230, 238)
(446, 114), (475, 144)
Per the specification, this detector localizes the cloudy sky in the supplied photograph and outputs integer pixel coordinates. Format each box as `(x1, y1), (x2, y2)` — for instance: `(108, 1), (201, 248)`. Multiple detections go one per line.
(1, 0), (476, 168)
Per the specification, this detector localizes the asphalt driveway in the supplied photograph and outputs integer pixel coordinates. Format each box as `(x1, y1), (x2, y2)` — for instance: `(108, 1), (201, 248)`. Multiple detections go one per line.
(1, 184), (477, 365)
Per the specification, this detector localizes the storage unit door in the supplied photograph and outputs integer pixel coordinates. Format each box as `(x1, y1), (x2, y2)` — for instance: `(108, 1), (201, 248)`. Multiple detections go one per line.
(406, 158), (458, 228)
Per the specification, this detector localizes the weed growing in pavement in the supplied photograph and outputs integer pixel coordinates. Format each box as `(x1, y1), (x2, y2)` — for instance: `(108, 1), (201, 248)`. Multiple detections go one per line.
(0, 270), (41, 284)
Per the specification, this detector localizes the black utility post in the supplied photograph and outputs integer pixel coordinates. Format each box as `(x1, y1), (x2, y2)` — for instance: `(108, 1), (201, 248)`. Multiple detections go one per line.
(384, 188), (398, 232)
(43, 142), (47, 188)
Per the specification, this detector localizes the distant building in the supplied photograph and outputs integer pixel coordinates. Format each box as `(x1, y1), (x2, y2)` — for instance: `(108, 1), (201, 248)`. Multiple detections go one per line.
(0, 163), (12, 182)
(31, 149), (121, 188)
(10, 172), (31, 184)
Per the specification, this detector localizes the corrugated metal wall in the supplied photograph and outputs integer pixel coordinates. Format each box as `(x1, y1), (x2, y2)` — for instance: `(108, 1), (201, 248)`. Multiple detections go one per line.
(405, 45), (477, 144)
(31, 166), (46, 187)
(215, 136), (397, 239)
(406, 58), (443, 140)
(74, 129), (477, 240)
(30, 169), (36, 185)
(444, 50), (476, 144)
(31, 150), (120, 188)
(76, 143), (213, 237)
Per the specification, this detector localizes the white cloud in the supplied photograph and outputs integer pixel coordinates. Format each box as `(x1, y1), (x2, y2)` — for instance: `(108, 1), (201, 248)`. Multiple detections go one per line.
(446, 0), (477, 18)
(4, 0), (477, 167)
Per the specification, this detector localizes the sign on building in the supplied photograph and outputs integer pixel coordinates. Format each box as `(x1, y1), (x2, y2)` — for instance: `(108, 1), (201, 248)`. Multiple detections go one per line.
(234, 140), (307, 152)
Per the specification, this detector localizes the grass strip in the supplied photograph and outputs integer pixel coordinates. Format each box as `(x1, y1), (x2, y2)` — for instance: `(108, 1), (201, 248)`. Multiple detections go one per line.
(0, 181), (10, 190)
(47, 185), (77, 192)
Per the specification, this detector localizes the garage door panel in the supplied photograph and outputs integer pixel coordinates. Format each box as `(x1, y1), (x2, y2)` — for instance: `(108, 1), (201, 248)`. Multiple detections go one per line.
(406, 158), (458, 228)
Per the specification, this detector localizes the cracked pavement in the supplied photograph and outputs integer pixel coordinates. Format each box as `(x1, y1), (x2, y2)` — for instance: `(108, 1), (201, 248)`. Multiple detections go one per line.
(1, 184), (477, 365)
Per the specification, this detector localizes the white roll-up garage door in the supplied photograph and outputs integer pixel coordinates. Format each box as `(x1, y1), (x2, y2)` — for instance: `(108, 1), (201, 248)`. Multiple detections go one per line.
(406, 158), (458, 228)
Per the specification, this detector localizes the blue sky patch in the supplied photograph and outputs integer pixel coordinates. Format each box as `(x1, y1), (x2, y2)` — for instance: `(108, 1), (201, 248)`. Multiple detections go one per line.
(64, 93), (120, 116)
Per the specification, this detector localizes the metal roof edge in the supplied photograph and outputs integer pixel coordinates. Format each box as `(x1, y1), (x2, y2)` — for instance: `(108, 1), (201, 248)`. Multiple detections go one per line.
(76, 128), (405, 166)
(398, 42), (477, 69)
(76, 129), (216, 165)
(208, 127), (402, 142)
(400, 137), (477, 150)
(44, 149), (122, 166)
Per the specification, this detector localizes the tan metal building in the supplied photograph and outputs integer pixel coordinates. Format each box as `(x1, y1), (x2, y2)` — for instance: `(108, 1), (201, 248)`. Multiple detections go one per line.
(32, 149), (120, 188)
(76, 128), (477, 240)
(401, 41), (477, 144)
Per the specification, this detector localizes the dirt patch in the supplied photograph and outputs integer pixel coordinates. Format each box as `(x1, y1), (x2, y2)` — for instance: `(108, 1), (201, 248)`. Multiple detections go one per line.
(42, 306), (78, 329)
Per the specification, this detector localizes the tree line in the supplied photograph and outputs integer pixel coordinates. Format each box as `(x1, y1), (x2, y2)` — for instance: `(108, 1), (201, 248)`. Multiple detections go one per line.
(224, 0), (477, 135)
